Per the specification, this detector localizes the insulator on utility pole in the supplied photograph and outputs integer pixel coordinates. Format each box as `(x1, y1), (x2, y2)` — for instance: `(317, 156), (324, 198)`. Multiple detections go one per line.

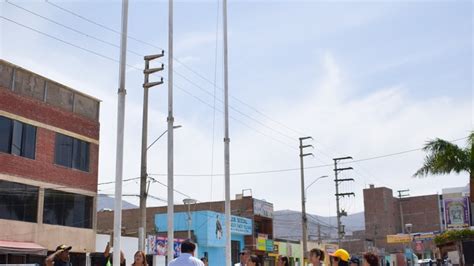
(333, 156), (355, 246)
(299, 136), (314, 259)
(139, 51), (165, 252)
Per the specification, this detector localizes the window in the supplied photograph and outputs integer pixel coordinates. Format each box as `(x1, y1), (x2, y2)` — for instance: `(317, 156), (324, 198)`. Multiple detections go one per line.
(54, 133), (89, 172)
(43, 189), (93, 229)
(0, 117), (12, 153)
(0, 180), (39, 222)
(0, 116), (36, 159)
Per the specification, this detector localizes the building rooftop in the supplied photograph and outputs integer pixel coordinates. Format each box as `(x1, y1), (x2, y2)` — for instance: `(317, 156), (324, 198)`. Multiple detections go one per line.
(0, 59), (100, 121)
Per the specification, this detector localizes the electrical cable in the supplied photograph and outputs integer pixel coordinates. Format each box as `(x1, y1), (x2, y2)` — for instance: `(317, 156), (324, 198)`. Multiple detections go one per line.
(5, 0), (145, 57)
(1, 14), (296, 151)
(43, 0), (308, 140)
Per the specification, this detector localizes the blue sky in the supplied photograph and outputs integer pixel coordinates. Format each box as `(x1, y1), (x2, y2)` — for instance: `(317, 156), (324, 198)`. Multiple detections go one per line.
(1, 0), (472, 220)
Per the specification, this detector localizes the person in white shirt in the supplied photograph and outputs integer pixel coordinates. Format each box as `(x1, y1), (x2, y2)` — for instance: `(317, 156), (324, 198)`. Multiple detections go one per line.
(234, 249), (251, 266)
(168, 240), (204, 266)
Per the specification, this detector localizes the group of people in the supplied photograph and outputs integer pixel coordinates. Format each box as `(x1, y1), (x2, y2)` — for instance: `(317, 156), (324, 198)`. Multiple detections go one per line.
(44, 242), (148, 266)
(234, 247), (324, 266)
(45, 241), (380, 266)
(326, 248), (380, 266)
(234, 247), (379, 266)
(234, 249), (261, 266)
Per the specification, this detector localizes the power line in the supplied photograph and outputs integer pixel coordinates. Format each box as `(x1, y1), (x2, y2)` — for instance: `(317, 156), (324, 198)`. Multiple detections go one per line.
(209, 0), (221, 204)
(148, 164), (326, 177)
(148, 176), (193, 200)
(1, 15), (123, 65)
(148, 135), (469, 177)
(32, 0), (472, 176)
(44, 0), (157, 49)
(6, 0), (302, 151)
(0, 177), (140, 194)
(171, 78), (297, 150)
(5, 0), (145, 57)
(172, 70), (298, 143)
(44, 0), (306, 140)
(3, 13), (470, 185)
(2, 13), (295, 150)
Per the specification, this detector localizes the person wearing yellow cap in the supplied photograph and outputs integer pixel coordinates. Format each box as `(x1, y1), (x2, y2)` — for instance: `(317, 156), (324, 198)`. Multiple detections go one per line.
(329, 249), (350, 266)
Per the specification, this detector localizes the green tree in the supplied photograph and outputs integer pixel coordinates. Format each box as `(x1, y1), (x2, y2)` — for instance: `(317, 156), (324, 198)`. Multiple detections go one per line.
(414, 131), (473, 202)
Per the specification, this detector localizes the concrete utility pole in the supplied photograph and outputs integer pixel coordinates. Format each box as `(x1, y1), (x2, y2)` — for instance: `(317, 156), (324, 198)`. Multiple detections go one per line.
(304, 175), (327, 248)
(299, 136), (314, 259)
(223, 0), (231, 265)
(398, 189), (410, 234)
(317, 223), (321, 244)
(139, 53), (164, 251)
(167, 0), (175, 261)
(333, 156), (355, 246)
(113, 0), (129, 264)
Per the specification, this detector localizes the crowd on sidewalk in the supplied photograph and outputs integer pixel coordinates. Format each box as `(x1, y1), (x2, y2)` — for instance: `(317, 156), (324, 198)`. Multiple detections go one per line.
(46, 239), (380, 266)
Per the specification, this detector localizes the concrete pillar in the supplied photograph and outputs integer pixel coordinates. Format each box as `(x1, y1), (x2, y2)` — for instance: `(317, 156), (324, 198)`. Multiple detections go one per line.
(36, 187), (45, 243)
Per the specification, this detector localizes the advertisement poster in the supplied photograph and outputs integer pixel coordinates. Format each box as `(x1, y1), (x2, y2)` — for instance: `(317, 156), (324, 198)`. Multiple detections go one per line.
(266, 239), (274, 252)
(231, 216), (252, 235)
(147, 236), (185, 257)
(386, 234), (411, 243)
(206, 211), (253, 247)
(254, 199), (274, 218)
(207, 213), (226, 247)
(444, 197), (471, 228)
(415, 241), (424, 252)
(257, 237), (266, 251)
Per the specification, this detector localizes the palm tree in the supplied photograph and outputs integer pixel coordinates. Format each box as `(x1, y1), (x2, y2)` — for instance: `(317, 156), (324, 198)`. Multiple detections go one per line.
(414, 131), (473, 202)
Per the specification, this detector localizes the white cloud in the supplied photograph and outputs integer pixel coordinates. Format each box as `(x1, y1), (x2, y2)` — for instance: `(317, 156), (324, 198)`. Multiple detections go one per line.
(1, 2), (471, 220)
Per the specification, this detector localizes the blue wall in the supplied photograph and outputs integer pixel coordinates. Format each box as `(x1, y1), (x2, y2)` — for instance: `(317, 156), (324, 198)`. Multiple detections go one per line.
(155, 210), (251, 266)
(197, 234), (245, 266)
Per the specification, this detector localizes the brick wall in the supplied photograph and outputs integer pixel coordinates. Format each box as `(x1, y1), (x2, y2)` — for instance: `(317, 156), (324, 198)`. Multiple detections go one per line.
(0, 60), (100, 121)
(340, 239), (367, 255)
(0, 86), (99, 192)
(401, 195), (441, 232)
(0, 88), (99, 140)
(97, 197), (256, 236)
(363, 185), (441, 253)
(364, 187), (400, 239)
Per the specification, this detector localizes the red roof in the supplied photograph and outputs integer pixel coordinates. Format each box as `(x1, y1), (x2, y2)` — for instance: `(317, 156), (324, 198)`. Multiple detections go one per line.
(0, 240), (47, 255)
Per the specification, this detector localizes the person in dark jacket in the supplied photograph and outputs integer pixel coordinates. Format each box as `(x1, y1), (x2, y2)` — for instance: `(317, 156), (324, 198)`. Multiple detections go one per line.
(45, 244), (72, 266)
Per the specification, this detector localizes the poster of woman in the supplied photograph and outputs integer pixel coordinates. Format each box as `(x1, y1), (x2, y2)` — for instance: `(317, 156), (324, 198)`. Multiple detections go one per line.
(216, 215), (223, 239)
(444, 197), (470, 228)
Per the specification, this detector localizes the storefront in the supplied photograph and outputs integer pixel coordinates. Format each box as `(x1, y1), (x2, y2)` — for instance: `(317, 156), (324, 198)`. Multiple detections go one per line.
(272, 240), (302, 266)
(268, 241), (337, 266)
(255, 234), (275, 266)
(153, 210), (252, 266)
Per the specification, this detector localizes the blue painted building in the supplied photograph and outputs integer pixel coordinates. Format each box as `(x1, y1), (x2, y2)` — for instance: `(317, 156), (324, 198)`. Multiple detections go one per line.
(155, 210), (253, 266)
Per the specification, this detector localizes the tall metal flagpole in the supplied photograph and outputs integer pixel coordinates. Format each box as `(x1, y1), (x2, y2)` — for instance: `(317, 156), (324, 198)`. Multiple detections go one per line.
(167, 0), (175, 262)
(223, 0), (231, 265)
(113, 0), (129, 264)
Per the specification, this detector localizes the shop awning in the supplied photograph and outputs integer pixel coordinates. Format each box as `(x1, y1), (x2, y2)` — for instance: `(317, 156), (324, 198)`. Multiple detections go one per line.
(0, 240), (47, 255)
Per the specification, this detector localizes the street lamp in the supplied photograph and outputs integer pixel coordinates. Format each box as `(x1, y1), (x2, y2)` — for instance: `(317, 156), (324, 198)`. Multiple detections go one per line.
(147, 125), (182, 150)
(405, 223), (413, 234)
(183, 198), (197, 239)
(138, 124), (182, 251)
(305, 175), (328, 200)
(302, 175), (328, 255)
(405, 223), (413, 266)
